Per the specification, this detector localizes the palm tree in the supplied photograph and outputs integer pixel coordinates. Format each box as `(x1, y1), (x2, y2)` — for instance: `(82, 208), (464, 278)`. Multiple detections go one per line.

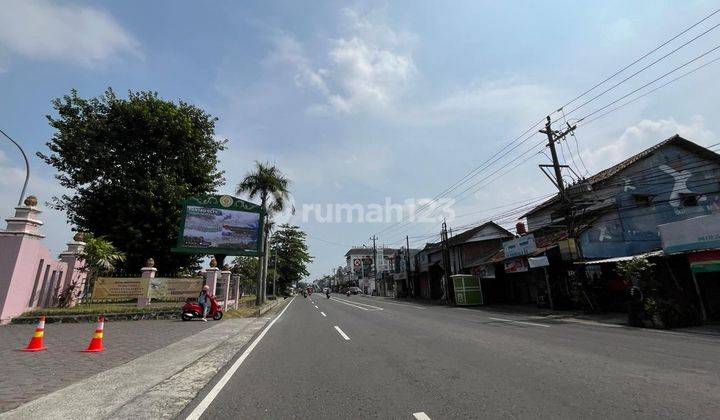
(236, 162), (290, 305)
(80, 233), (126, 298)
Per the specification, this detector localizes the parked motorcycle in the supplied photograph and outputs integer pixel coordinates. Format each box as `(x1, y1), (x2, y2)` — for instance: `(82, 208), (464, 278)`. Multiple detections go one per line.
(181, 294), (223, 321)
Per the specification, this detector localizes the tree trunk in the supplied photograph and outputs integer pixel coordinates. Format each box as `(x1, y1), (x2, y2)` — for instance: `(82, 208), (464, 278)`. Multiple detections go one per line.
(262, 223), (270, 301)
(256, 196), (267, 306)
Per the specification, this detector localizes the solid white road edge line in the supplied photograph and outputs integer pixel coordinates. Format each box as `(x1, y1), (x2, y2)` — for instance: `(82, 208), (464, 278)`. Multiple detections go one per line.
(334, 325), (350, 340)
(413, 412), (431, 420)
(320, 312), (327, 317)
(185, 297), (294, 420)
(331, 296), (384, 311)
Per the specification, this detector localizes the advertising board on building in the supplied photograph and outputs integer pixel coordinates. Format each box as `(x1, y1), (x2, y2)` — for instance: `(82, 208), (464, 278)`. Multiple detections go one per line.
(503, 234), (537, 258)
(659, 213), (720, 254)
(173, 195), (263, 256)
(504, 258), (529, 273)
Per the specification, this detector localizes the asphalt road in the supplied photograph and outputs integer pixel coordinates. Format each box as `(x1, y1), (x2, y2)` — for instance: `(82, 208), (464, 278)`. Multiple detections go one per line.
(184, 294), (720, 419)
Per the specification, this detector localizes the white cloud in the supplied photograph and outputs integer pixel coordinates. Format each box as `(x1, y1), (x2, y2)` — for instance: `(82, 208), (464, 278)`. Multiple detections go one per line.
(268, 7), (415, 115)
(0, 0), (140, 67)
(403, 79), (564, 125)
(583, 115), (716, 169)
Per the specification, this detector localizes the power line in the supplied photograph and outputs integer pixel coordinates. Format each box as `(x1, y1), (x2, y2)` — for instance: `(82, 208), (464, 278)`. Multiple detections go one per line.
(580, 55), (720, 127)
(565, 20), (720, 117)
(560, 7), (720, 110)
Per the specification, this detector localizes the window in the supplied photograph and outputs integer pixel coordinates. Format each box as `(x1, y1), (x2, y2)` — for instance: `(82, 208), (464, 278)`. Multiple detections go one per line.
(632, 194), (653, 206)
(681, 193), (698, 207)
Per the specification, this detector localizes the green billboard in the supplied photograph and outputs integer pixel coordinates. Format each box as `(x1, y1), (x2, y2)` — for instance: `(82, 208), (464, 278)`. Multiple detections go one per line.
(172, 195), (264, 256)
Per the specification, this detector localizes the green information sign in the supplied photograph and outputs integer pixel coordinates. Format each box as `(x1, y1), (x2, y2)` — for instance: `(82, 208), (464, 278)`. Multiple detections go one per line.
(172, 195), (264, 257)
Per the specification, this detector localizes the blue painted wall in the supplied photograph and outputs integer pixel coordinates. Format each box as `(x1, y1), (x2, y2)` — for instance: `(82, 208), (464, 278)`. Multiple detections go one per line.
(580, 145), (720, 259)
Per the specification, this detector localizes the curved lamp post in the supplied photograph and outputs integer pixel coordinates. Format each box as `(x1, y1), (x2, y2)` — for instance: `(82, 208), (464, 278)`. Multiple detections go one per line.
(0, 128), (30, 206)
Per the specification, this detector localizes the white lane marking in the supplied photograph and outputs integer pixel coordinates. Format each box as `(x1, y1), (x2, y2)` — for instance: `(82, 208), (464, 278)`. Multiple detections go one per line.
(489, 317), (550, 328)
(314, 305), (318, 309)
(513, 320), (550, 328)
(334, 325), (350, 340)
(320, 312), (327, 317)
(185, 297), (294, 420)
(489, 317), (514, 322)
(331, 296), (384, 311)
(371, 299), (426, 310)
(413, 412), (431, 420)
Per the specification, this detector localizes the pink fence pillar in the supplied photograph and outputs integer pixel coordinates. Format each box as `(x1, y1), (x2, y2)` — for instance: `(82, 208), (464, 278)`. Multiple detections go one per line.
(0, 196), (70, 323)
(58, 234), (87, 307)
(137, 262), (157, 307)
(220, 269), (231, 311)
(205, 267), (220, 297)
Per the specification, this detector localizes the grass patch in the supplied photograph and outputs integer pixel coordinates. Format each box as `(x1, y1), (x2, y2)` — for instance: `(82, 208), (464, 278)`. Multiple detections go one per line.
(224, 307), (259, 318)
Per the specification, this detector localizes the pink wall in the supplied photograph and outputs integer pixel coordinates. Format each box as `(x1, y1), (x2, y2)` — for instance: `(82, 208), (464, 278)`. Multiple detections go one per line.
(0, 202), (85, 323)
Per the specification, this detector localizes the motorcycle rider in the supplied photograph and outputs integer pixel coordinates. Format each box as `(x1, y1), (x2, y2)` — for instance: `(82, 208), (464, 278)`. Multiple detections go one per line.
(326, 289), (331, 299)
(198, 284), (210, 322)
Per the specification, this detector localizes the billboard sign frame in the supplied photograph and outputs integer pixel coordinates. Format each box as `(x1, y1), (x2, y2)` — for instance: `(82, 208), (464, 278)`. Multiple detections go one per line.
(172, 195), (264, 257)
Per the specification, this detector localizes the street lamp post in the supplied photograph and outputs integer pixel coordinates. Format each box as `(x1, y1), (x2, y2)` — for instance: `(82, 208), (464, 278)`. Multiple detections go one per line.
(0, 128), (30, 206)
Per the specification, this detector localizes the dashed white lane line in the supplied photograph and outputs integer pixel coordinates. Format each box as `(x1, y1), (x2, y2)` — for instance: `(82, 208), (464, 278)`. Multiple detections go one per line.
(413, 412), (431, 420)
(185, 297), (294, 420)
(330, 296), (384, 311)
(314, 305), (318, 309)
(489, 317), (550, 328)
(334, 325), (350, 340)
(320, 312), (327, 317)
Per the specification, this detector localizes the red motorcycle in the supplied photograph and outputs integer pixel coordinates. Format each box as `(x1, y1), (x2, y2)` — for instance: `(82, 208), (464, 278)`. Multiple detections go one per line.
(181, 295), (223, 321)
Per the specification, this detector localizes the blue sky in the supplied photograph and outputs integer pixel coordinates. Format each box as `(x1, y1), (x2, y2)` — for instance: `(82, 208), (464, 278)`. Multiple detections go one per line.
(1, 0), (718, 279)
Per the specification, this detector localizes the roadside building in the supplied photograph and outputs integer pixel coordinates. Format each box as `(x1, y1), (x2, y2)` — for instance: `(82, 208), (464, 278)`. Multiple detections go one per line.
(345, 246), (398, 295)
(518, 135), (720, 313)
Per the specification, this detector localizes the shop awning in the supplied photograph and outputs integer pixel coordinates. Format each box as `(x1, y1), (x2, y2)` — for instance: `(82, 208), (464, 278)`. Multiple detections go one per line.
(573, 250), (663, 265)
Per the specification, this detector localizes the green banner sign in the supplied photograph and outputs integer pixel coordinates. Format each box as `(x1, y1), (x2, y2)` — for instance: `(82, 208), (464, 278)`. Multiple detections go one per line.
(172, 195), (264, 256)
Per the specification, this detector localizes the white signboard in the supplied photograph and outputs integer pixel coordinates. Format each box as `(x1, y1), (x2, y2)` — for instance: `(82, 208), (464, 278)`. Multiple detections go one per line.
(659, 213), (720, 254)
(528, 256), (550, 268)
(503, 234), (537, 258)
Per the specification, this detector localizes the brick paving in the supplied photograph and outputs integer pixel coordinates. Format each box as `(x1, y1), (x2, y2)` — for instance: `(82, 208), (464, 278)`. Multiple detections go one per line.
(0, 319), (216, 413)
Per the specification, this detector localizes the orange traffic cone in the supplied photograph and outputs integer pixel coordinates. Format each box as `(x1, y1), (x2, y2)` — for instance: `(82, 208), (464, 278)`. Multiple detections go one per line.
(20, 316), (48, 352)
(81, 315), (105, 352)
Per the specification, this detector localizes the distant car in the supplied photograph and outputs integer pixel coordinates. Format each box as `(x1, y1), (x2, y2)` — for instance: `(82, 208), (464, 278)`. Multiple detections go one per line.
(348, 287), (361, 295)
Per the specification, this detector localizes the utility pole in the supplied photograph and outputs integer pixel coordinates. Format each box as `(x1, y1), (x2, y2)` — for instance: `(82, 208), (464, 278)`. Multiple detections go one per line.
(371, 235), (378, 294)
(538, 116), (577, 311)
(272, 248), (277, 297)
(539, 116), (577, 200)
(405, 235), (412, 297)
(440, 220), (453, 304)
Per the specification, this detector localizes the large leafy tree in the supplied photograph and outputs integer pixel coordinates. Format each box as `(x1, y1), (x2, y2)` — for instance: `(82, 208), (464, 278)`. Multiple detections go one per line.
(39, 88), (225, 272)
(236, 162), (290, 305)
(269, 224), (313, 294)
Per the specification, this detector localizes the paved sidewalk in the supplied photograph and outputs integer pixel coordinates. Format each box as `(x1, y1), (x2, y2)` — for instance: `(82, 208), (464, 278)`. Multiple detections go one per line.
(0, 298), (290, 419)
(0, 319), (210, 412)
